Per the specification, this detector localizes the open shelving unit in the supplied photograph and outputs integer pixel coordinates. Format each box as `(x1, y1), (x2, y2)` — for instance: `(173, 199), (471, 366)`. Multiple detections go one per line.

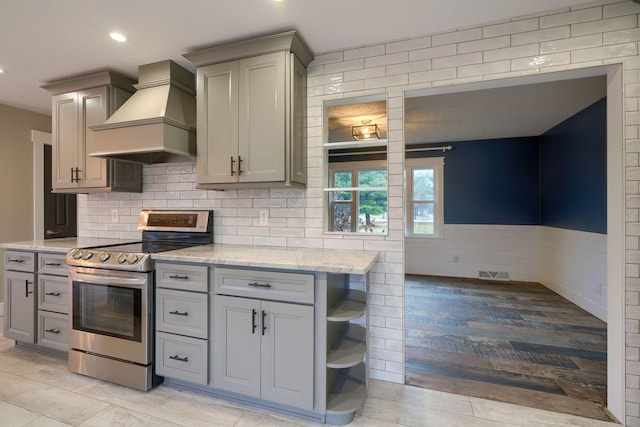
(325, 274), (368, 425)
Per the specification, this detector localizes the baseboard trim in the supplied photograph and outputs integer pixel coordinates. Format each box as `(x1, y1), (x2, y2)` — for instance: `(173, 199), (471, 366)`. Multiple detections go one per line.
(0, 302), (4, 316)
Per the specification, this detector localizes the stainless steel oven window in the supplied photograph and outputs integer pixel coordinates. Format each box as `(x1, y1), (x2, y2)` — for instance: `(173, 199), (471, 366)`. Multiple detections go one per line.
(72, 281), (142, 342)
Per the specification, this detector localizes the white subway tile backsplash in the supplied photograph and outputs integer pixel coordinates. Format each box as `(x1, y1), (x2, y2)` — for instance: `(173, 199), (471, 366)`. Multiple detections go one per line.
(483, 18), (539, 38)
(458, 60), (511, 78)
(344, 44), (386, 60)
(409, 44), (457, 62)
(572, 14), (638, 37)
(540, 7), (603, 29)
(432, 27), (483, 46)
(571, 41), (638, 63)
(433, 52), (483, 69)
(365, 52), (409, 68)
(458, 36), (510, 54)
(386, 36), (432, 54)
(324, 58), (365, 74)
(512, 26), (571, 46)
(540, 34), (603, 54)
(606, 28), (640, 45)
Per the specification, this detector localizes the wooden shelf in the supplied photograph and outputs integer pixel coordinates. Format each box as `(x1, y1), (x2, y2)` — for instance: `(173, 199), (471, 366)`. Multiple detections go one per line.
(326, 363), (366, 423)
(327, 324), (366, 369)
(327, 290), (365, 322)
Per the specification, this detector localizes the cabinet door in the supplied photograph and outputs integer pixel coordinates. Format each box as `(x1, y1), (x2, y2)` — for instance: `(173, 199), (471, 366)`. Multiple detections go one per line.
(52, 92), (79, 189)
(212, 295), (260, 397)
(260, 300), (314, 410)
(78, 86), (109, 189)
(197, 61), (239, 185)
(4, 271), (36, 343)
(238, 52), (286, 183)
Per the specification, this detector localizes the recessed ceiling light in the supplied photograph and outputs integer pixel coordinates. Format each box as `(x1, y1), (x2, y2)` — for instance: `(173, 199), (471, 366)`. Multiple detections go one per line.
(0, 68), (5, 74)
(110, 32), (127, 42)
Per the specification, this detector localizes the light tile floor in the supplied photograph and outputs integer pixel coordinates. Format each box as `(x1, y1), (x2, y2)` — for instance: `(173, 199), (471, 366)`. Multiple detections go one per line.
(0, 317), (620, 427)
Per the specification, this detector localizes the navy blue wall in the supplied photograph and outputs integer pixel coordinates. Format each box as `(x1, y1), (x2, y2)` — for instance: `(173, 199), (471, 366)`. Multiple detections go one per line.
(407, 97), (606, 232)
(540, 98), (607, 234)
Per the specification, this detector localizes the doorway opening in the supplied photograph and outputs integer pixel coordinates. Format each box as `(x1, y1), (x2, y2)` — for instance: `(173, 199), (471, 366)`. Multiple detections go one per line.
(402, 65), (623, 422)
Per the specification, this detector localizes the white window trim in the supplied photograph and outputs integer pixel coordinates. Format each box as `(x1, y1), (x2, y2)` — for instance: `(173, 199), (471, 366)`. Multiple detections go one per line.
(405, 157), (444, 239)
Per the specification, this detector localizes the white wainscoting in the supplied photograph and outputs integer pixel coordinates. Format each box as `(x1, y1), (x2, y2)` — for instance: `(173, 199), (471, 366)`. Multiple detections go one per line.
(538, 226), (607, 321)
(405, 224), (607, 321)
(405, 224), (539, 283)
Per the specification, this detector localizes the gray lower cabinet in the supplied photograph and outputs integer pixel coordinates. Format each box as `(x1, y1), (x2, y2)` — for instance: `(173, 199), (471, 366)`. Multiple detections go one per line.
(3, 250), (69, 351)
(4, 270), (36, 343)
(155, 263), (209, 385)
(212, 295), (314, 411)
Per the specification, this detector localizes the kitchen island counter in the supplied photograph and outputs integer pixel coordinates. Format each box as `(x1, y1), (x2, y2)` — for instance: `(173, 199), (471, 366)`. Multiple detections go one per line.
(0, 237), (139, 254)
(152, 244), (379, 275)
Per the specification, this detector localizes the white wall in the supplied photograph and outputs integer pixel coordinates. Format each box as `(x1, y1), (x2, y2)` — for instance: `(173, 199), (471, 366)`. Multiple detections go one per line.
(539, 226), (607, 320)
(77, 1), (640, 422)
(405, 225), (539, 282)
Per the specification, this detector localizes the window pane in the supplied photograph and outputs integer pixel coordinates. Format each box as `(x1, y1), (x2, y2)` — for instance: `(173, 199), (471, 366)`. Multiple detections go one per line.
(413, 169), (434, 200)
(413, 202), (434, 234)
(335, 191), (352, 201)
(359, 190), (388, 233)
(334, 172), (352, 188)
(358, 170), (387, 188)
(333, 203), (352, 232)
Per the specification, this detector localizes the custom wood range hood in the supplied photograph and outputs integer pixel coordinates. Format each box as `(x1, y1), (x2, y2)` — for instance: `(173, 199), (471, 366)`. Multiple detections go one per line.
(89, 60), (196, 164)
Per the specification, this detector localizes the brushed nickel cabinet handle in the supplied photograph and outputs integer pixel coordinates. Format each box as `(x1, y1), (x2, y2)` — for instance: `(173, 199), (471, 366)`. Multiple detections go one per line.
(169, 310), (189, 316)
(8, 258), (25, 263)
(169, 355), (189, 362)
(45, 291), (62, 296)
(238, 155), (243, 176)
(169, 275), (189, 280)
(230, 156), (236, 176)
(44, 262), (61, 266)
(45, 328), (61, 334)
(248, 282), (271, 288)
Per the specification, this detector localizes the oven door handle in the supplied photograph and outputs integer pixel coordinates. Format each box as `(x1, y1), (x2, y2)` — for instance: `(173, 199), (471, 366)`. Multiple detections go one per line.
(69, 271), (148, 288)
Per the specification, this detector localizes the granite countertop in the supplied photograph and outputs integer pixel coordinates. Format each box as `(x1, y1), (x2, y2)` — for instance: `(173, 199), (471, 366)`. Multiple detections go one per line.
(0, 237), (139, 254)
(152, 244), (380, 275)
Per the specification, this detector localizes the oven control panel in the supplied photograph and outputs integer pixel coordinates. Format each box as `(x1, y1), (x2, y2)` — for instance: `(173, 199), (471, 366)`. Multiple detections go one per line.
(67, 248), (153, 272)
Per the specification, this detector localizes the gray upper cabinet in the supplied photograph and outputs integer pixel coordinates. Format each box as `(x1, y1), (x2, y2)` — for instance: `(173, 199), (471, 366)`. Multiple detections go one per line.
(42, 72), (142, 193)
(184, 31), (313, 190)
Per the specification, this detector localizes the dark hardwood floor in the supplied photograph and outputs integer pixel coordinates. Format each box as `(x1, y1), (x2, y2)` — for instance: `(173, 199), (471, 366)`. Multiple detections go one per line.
(404, 275), (614, 422)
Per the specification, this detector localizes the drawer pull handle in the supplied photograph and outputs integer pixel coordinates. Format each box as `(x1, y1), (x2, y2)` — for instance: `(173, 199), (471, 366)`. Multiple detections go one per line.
(169, 355), (189, 362)
(8, 258), (25, 263)
(45, 328), (61, 334)
(169, 275), (189, 280)
(248, 282), (271, 288)
(44, 262), (61, 266)
(169, 310), (189, 316)
(45, 292), (62, 296)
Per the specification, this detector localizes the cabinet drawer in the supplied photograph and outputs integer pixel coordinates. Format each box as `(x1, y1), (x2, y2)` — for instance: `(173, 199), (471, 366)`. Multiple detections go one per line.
(37, 311), (68, 352)
(156, 289), (208, 339)
(156, 263), (208, 292)
(214, 267), (314, 304)
(4, 251), (36, 272)
(38, 274), (69, 314)
(38, 253), (68, 276)
(156, 332), (207, 385)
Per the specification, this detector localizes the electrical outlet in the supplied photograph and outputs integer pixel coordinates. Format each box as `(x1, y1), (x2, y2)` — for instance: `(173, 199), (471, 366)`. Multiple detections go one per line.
(111, 209), (118, 223)
(260, 210), (269, 226)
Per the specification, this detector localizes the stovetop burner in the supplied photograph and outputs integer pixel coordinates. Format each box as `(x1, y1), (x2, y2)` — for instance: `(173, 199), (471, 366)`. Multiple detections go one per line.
(66, 210), (213, 272)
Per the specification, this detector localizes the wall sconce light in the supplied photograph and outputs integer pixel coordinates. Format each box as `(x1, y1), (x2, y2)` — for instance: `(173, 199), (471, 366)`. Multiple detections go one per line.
(352, 120), (380, 141)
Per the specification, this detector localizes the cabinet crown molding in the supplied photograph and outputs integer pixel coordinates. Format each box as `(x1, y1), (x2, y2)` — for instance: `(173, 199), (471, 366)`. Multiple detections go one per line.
(183, 30), (314, 68)
(41, 71), (135, 95)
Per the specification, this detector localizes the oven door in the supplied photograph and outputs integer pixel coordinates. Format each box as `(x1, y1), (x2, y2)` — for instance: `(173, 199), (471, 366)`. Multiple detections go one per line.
(68, 267), (152, 365)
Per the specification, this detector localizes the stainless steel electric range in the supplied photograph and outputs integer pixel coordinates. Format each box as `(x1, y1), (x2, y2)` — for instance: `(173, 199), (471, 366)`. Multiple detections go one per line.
(66, 210), (213, 391)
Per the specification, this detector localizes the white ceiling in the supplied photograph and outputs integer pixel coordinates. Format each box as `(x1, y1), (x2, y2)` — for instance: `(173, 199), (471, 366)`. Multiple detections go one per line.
(1, 0), (597, 117)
